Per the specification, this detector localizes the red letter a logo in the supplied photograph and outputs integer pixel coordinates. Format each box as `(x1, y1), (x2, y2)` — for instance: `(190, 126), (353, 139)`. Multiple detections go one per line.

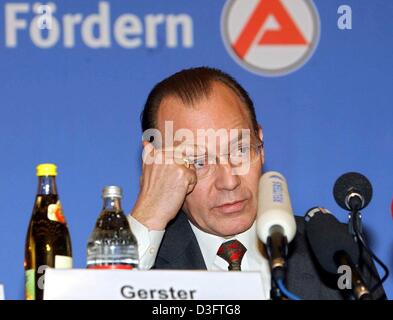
(233, 0), (308, 59)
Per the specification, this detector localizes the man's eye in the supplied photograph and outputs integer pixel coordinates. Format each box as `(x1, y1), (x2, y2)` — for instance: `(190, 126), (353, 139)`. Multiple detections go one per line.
(194, 158), (207, 168)
(235, 145), (250, 155)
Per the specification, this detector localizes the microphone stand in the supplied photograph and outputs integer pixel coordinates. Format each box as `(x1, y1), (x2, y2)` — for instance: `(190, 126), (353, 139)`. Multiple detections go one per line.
(346, 196), (376, 300)
(347, 196), (364, 240)
(267, 227), (288, 300)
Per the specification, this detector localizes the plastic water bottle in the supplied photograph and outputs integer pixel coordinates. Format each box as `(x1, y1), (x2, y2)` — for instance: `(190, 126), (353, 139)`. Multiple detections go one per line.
(87, 186), (138, 269)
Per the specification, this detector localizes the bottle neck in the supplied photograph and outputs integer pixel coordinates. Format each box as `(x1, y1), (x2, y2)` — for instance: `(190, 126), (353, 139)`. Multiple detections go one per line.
(102, 197), (122, 211)
(37, 175), (58, 195)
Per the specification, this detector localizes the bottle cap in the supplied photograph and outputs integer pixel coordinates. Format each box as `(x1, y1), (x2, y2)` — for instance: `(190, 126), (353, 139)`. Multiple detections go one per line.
(36, 163), (57, 177)
(102, 186), (123, 199)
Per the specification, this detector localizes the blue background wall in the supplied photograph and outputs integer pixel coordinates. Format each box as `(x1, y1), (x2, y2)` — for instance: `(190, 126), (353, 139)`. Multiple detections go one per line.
(0, 0), (392, 299)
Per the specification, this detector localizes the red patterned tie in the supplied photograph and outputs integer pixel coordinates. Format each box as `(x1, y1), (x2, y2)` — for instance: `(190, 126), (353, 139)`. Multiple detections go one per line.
(217, 240), (247, 271)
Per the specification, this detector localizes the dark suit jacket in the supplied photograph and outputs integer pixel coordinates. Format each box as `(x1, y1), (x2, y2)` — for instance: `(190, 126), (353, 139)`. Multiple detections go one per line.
(154, 211), (386, 300)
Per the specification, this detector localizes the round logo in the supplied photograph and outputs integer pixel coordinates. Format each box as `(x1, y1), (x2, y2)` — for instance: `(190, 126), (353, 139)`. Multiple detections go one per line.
(221, 0), (320, 77)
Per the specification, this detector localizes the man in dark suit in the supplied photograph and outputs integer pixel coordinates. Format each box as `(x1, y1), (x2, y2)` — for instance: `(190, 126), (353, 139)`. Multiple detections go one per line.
(128, 66), (386, 300)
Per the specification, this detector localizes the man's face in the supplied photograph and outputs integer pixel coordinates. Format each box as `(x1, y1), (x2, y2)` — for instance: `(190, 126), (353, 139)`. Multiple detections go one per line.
(156, 82), (264, 237)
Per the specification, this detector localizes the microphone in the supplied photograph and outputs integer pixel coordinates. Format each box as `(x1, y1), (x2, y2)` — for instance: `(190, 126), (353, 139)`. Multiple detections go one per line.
(333, 172), (372, 211)
(333, 172), (389, 295)
(256, 171), (297, 281)
(305, 207), (371, 300)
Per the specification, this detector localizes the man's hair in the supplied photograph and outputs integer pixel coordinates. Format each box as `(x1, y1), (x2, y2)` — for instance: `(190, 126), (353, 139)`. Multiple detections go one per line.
(140, 66), (259, 134)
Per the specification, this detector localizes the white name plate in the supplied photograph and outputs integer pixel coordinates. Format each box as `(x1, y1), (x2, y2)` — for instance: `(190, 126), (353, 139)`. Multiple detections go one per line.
(44, 269), (266, 300)
(0, 284), (4, 300)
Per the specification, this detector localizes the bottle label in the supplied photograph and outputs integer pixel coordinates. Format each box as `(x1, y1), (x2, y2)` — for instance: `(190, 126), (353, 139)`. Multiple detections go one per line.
(55, 255), (73, 268)
(47, 201), (66, 224)
(25, 269), (35, 300)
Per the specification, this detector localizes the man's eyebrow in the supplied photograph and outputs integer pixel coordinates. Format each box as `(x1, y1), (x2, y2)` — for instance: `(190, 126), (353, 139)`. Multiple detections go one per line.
(172, 129), (254, 150)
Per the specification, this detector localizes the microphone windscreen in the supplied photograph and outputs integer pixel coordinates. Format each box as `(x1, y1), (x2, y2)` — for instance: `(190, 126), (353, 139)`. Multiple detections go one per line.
(305, 208), (360, 274)
(257, 171), (297, 244)
(333, 172), (372, 210)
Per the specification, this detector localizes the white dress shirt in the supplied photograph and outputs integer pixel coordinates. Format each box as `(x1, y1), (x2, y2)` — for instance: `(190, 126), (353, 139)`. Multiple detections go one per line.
(189, 221), (271, 298)
(127, 215), (165, 270)
(128, 215), (271, 299)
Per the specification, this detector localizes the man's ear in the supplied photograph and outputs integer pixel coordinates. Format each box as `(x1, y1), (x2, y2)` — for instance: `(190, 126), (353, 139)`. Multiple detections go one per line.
(142, 140), (149, 148)
(258, 125), (263, 142)
(258, 125), (264, 165)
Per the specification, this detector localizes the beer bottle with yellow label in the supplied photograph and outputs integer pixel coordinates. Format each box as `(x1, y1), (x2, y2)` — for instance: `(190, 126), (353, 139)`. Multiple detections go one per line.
(24, 164), (72, 300)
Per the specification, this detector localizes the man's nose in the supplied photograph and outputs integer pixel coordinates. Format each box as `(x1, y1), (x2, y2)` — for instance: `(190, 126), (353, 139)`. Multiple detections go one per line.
(214, 163), (241, 191)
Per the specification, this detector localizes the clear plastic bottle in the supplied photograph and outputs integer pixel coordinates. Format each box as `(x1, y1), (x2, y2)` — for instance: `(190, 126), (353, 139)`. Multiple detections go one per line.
(87, 186), (138, 269)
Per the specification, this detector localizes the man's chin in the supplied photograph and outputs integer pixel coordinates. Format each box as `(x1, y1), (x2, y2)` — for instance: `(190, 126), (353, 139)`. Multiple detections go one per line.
(214, 218), (254, 238)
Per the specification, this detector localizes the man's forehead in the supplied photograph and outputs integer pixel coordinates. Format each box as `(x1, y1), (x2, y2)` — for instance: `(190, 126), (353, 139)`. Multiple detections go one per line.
(156, 82), (253, 136)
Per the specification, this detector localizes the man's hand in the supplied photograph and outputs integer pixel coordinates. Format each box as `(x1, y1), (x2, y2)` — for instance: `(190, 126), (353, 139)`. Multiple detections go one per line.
(131, 143), (198, 231)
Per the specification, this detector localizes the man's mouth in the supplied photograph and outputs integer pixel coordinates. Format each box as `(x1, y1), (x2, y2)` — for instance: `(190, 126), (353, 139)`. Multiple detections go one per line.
(214, 199), (247, 214)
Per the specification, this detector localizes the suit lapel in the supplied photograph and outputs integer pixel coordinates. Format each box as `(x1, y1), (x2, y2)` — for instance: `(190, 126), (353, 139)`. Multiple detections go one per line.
(155, 211), (206, 270)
